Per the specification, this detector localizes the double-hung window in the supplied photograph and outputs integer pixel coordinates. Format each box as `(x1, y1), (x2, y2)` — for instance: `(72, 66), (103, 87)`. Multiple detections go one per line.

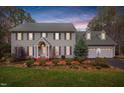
(29, 33), (33, 40)
(55, 46), (60, 56)
(65, 46), (71, 55)
(42, 33), (47, 38)
(55, 33), (60, 40)
(17, 33), (22, 40)
(66, 33), (71, 40)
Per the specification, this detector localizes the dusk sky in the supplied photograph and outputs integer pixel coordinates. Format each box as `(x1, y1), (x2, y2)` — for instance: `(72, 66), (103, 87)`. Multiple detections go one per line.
(19, 6), (97, 31)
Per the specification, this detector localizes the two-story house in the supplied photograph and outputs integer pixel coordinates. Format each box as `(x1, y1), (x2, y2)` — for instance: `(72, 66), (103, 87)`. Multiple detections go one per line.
(10, 23), (76, 58)
(10, 23), (116, 58)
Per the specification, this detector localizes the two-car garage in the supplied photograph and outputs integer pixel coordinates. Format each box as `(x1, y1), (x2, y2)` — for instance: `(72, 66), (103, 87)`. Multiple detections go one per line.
(88, 46), (115, 58)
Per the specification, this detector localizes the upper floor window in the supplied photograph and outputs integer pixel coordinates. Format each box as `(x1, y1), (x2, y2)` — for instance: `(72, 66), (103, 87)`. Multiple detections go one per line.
(17, 33), (22, 40)
(86, 32), (91, 40)
(41, 33), (47, 38)
(66, 33), (71, 40)
(55, 33), (60, 40)
(101, 32), (106, 40)
(28, 33), (33, 40)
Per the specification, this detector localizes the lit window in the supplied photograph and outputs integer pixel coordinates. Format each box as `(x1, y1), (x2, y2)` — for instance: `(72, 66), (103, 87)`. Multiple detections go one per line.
(29, 46), (33, 56)
(66, 46), (71, 55)
(55, 46), (59, 56)
(101, 33), (106, 40)
(66, 33), (71, 40)
(55, 33), (60, 40)
(42, 33), (46, 38)
(17, 33), (22, 40)
(29, 33), (33, 40)
(86, 33), (91, 40)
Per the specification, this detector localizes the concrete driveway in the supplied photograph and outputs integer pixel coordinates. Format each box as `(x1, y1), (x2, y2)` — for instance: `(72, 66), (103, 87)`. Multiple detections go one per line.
(107, 59), (124, 69)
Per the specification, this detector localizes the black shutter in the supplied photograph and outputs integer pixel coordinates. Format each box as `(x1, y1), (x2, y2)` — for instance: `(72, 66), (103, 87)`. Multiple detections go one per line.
(59, 46), (61, 55)
(27, 46), (29, 56)
(53, 46), (55, 57)
(22, 33), (23, 40)
(15, 47), (17, 56)
(64, 46), (66, 55)
(32, 46), (34, 57)
(41, 32), (42, 37)
(70, 33), (72, 40)
(70, 46), (72, 55)
(33, 33), (35, 40)
(64, 33), (66, 40)
(46, 33), (48, 38)
(53, 33), (55, 40)
(59, 33), (61, 40)
(27, 33), (29, 40)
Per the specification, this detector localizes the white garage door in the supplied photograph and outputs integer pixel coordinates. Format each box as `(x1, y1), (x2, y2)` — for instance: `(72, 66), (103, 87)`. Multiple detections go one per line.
(88, 47), (114, 58)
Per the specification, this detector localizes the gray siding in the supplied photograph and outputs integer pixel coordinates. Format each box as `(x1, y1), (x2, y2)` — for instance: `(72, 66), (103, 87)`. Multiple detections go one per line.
(11, 32), (76, 58)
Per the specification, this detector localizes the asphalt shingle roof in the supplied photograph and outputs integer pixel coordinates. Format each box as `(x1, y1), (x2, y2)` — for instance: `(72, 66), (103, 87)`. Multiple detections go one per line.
(76, 31), (116, 46)
(10, 23), (76, 32)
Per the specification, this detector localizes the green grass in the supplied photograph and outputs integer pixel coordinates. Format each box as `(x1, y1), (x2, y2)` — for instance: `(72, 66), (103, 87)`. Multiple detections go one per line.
(0, 67), (124, 87)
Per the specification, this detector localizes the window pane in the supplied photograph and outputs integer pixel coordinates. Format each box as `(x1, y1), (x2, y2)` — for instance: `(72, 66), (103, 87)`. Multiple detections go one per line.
(55, 46), (59, 56)
(66, 33), (70, 40)
(17, 33), (22, 40)
(42, 33), (46, 38)
(29, 46), (33, 56)
(55, 33), (59, 40)
(101, 33), (105, 40)
(29, 33), (33, 40)
(87, 33), (91, 40)
(66, 46), (70, 55)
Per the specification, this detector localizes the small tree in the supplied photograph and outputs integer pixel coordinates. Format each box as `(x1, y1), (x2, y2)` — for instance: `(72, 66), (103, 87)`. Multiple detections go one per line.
(74, 39), (88, 59)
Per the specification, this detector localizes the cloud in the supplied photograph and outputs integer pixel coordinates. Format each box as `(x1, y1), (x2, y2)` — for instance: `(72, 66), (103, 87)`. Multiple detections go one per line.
(27, 6), (96, 31)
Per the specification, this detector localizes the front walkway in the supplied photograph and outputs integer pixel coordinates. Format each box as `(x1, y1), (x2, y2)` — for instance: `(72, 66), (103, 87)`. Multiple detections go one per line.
(108, 59), (124, 69)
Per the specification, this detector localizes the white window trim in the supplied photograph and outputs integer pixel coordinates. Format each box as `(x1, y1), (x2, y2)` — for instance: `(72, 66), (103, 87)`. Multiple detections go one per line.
(17, 33), (22, 40)
(66, 33), (71, 40)
(29, 33), (33, 40)
(55, 33), (60, 40)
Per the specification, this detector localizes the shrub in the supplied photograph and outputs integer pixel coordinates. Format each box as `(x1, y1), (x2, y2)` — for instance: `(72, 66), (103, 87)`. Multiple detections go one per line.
(26, 59), (35, 67)
(61, 55), (65, 59)
(45, 61), (53, 66)
(58, 60), (66, 65)
(92, 57), (110, 68)
(76, 57), (86, 63)
(71, 61), (80, 65)
(65, 58), (72, 65)
(40, 59), (47, 66)
(52, 58), (59, 65)
(74, 39), (88, 60)
(95, 66), (102, 69)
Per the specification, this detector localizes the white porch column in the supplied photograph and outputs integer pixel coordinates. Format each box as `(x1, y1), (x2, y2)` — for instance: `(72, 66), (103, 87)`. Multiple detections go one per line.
(34, 45), (35, 58)
(48, 45), (49, 58)
(37, 45), (38, 58)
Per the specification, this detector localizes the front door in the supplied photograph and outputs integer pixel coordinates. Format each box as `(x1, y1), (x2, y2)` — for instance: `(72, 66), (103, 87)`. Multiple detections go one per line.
(38, 41), (47, 58)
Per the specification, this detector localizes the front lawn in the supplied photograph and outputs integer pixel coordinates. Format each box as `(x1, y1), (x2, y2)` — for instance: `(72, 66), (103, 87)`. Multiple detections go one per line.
(0, 67), (124, 87)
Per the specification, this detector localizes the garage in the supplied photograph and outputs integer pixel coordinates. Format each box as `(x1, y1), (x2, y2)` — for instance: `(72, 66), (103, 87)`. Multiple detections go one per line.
(88, 47), (115, 58)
